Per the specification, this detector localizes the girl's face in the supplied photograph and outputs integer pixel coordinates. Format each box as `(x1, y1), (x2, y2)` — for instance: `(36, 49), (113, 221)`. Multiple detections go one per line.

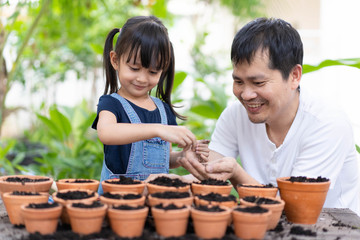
(110, 50), (163, 100)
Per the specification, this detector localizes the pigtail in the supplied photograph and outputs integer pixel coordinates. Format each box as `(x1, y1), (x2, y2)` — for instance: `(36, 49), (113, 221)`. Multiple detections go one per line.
(103, 28), (120, 95)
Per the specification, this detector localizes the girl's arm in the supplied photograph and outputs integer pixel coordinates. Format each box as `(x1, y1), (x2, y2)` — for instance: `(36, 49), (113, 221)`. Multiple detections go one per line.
(97, 110), (197, 149)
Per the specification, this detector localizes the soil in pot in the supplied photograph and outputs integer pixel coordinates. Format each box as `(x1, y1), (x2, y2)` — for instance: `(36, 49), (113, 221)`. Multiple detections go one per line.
(56, 178), (99, 192)
(148, 191), (193, 207)
(66, 201), (107, 235)
(108, 204), (149, 238)
(101, 176), (145, 194)
(0, 175), (53, 197)
(147, 176), (190, 194)
(152, 203), (190, 238)
(277, 176), (330, 224)
(191, 178), (232, 195)
(52, 189), (99, 225)
(191, 205), (231, 239)
(2, 191), (49, 226)
(21, 202), (62, 235)
(232, 205), (271, 240)
(100, 192), (145, 207)
(240, 196), (285, 230)
(237, 183), (278, 198)
(195, 192), (237, 208)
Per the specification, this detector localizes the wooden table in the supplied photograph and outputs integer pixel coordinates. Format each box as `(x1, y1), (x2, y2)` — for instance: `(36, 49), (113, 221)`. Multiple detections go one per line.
(1, 198), (360, 240)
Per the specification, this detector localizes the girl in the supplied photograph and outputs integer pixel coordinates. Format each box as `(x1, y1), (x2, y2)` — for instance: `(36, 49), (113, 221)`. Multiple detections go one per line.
(92, 16), (209, 194)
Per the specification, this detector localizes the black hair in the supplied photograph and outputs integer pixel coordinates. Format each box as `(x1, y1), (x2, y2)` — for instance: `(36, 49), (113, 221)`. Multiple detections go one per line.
(103, 16), (185, 120)
(231, 17), (303, 80)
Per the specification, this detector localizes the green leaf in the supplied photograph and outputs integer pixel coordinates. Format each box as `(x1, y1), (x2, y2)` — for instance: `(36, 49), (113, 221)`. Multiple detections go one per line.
(49, 107), (72, 139)
(173, 71), (187, 92)
(303, 58), (360, 74)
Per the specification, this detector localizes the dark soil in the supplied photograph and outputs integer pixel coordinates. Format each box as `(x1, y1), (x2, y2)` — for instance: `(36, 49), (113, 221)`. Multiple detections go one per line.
(55, 190), (95, 200)
(11, 191), (41, 196)
(71, 201), (103, 208)
(234, 206), (269, 213)
(63, 179), (94, 183)
(194, 178), (229, 186)
(112, 205), (146, 210)
(194, 205), (225, 212)
(332, 220), (358, 229)
(4, 177), (50, 184)
(150, 191), (190, 199)
(148, 176), (188, 187)
(105, 176), (141, 185)
(154, 203), (186, 210)
(289, 226), (317, 236)
(197, 192), (236, 202)
(288, 176), (329, 183)
(26, 202), (60, 209)
(237, 183), (276, 188)
(242, 196), (280, 204)
(102, 192), (142, 200)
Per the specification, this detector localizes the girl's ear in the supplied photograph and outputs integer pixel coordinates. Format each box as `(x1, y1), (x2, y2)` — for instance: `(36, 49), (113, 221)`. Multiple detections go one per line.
(110, 51), (119, 70)
(290, 64), (302, 90)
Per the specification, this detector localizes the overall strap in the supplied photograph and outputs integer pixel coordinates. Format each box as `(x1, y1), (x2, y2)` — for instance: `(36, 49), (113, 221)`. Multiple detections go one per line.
(110, 93), (141, 123)
(151, 96), (168, 125)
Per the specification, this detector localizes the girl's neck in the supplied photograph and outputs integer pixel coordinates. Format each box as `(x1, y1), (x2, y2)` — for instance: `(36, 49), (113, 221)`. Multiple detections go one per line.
(117, 89), (156, 111)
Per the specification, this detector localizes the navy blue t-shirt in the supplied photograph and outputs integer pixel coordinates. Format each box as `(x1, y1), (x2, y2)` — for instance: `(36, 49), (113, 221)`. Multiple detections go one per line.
(92, 95), (177, 174)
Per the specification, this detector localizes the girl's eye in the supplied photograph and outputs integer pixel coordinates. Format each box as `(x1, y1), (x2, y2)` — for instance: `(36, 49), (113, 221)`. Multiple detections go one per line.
(130, 66), (139, 71)
(149, 70), (159, 75)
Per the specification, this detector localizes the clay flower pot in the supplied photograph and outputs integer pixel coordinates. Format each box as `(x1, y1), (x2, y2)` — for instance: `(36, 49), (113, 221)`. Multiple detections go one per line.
(107, 205), (149, 238)
(148, 191), (193, 207)
(146, 176), (190, 194)
(101, 178), (145, 194)
(191, 178), (233, 195)
(99, 192), (145, 207)
(66, 201), (108, 235)
(0, 175), (53, 198)
(56, 178), (99, 191)
(2, 191), (49, 225)
(194, 192), (237, 208)
(21, 202), (62, 234)
(52, 189), (99, 224)
(232, 205), (271, 240)
(236, 183), (278, 198)
(240, 196), (285, 230)
(151, 204), (190, 237)
(276, 176), (331, 224)
(191, 205), (231, 239)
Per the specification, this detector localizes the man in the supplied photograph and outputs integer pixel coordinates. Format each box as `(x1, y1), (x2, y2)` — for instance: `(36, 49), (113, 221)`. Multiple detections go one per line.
(180, 17), (360, 214)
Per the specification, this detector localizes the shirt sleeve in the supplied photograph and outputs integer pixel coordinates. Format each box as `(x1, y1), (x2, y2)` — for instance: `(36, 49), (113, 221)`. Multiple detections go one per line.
(91, 95), (124, 130)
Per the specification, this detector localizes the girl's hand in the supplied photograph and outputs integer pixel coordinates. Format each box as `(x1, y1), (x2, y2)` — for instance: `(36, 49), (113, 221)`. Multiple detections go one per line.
(158, 125), (197, 150)
(195, 139), (210, 163)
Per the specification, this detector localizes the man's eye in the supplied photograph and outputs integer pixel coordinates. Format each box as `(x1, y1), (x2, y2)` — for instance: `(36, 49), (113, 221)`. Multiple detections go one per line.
(254, 82), (265, 86)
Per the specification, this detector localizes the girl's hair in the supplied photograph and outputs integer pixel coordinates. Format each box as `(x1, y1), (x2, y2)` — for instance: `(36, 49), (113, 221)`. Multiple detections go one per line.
(103, 15), (185, 120)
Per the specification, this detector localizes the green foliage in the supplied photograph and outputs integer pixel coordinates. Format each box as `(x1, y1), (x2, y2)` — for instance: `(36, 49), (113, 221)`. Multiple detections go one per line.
(356, 145), (360, 154)
(0, 139), (27, 175)
(25, 102), (103, 180)
(303, 58), (360, 74)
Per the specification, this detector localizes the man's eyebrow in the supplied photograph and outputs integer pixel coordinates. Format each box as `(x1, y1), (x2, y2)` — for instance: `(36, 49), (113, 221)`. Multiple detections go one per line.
(232, 74), (266, 80)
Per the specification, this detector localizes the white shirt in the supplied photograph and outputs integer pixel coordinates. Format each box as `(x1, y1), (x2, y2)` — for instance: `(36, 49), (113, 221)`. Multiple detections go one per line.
(209, 88), (360, 215)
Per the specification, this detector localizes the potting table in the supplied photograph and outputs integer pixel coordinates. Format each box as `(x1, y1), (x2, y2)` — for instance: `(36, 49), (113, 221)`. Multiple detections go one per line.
(1, 198), (360, 240)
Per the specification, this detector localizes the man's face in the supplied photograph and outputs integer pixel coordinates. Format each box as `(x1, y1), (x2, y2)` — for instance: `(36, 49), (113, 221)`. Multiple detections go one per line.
(232, 50), (300, 127)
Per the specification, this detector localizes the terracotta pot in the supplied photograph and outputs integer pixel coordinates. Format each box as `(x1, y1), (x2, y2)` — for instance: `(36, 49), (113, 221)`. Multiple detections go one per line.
(190, 206), (231, 239)
(107, 205), (149, 238)
(232, 205), (271, 240)
(276, 176), (331, 224)
(56, 178), (99, 191)
(151, 205), (190, 237)
(66, 202), (107, 235)
(194, 194), (237, 208)
(52, 189), (99, 224)
(2, 192), (49, 225)
(146, 182), (190, 195)
(99, 192), (145, 207)
(239, 196), (285, 230)
(236, 184), (278, 198)
(21, 202), (62, 234)
(101, 179), (145, 194)
(147, 192), (193, 207)
(191, 182), (232, 195)
(0, 175), (53, 198)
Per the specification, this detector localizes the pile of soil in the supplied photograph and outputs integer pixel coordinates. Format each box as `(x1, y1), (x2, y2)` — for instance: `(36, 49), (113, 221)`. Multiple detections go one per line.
(4, 177), (50, 184)
(102, 192), (142, 200)
(71, 201), (103, 209)
(55, 190), (95, 200)
(197, 192), (236, 202)
(11, 191), (40, 196)
(63, 179), (94, 183)
(112, 205), (146, 210)
(237, 183), (275, 188)
(289, 226), (317, 237)
(150, 191), (190, 199)
(148, 176), (188, 187)
(194, 205), (225, 212)
(195, 178), (229, 186)
(288, 176), (329, 183)
(154, 203), (186, 210)
(26, 203), (59, 209)
(242, 196), (280, 204)
(105, 176), (141, 185)
(234, 206), (268, 214)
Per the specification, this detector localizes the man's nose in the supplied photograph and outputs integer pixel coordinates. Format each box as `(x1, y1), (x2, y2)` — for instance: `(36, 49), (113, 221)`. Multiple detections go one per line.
(241, 85), (257, 100)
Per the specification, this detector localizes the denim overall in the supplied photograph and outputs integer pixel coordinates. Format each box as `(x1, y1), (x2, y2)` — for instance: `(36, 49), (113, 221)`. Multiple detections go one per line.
(98, 93), (170, 195)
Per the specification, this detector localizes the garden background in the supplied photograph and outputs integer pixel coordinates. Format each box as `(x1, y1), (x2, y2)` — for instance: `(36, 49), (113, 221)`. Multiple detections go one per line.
(1, 0), (360, 180)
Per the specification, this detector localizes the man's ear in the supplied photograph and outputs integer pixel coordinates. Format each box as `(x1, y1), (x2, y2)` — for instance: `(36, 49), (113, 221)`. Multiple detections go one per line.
(290, 64), (302, 90)
(110, 51), (119, 71)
